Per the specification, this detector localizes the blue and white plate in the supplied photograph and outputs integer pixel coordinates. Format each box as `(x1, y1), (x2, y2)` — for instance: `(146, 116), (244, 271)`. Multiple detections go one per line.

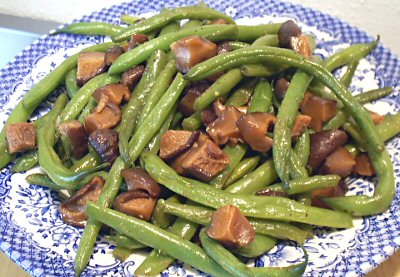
(1, 1), (399, 276)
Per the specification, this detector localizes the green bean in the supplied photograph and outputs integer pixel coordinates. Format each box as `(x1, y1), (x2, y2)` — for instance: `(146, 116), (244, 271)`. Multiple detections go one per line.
(11, 150), (38, 172)
(135, 217), (198, 276)
(65, 68), (79, 98)
(119, 14), (141, 25)
(377, 113), (400, 141)
(241, 63), (286, 77)
(355, 87), (393, 104)
(193, 68), (243, 111)
(69, 151), (102, 173)
(112, 246), (134, 261)
(86, 203), (229, 277)
(158, 21), (180, 36)
(235, 23), (282, 41)
(52, 22), (124, 36)
(127, 74), (188, 164)
(232, 234), (277, 258)
(252, 34), (279, 47)
(210, 144), (247, 189)
(143, 153), (353, 228)
(77, 97), (97, 123)
(267, 175), (340, 195)
(228, 41), (250, 50)
(340, 61), (359, 88)
(294, 130), (310, 167)
(226, 159), (277, 194)
(199, 229), (307, 277)
(171, 111), (184, 129)
(151, 195), (181, 228)
(25, 173), (63, 190)
(107, 234), (146, 250)
(225, 156), (260, 186)
(135, 57), (175, 129)
(147, 107), (176, 155)
(111, 6), (235, 42)
(180, 19), (202, 30)
(60, 73), (119, 122)
(225, 78), (257, 107)
(289, 150), (309, 180)
(109, 24), (238, 74)
(247, 80), (273, 113)
(182, 111), (202, 131)
(161, 200), (308, 243)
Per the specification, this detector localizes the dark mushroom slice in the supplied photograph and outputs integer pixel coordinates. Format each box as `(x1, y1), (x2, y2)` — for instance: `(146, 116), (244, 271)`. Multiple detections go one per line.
(171, 35), (218, 74)
(255, 189), (289, 198)
(368, 110), (385, 125)
(60, 176), (105, 227)
(121, 65), (146, 91)
(278, 20), (302, 49)
(58, 120), (88, 159)
(159, 130), (200, 161)
(128, 34), (149, 50)
(308, 129), (348, 171)
(300, 92), (337, 132)
(206, 205), (255, 248)
(236, 112), (276, 152)
(76, 52), (106, 86)
(181, 138), (230, 182)
(113, 190), (157, 221)
(5, 122), (36, 154)
(217, 41), (232, 55)
(206, 106), (244, 145)
(170, 150), (191, 176)
(201, 108), (218, 125)
(354, 153), (375, 176)
(291, 114), (312, 139)
(85, 102), (121, 134)
(121, 168), (161, 198)
(311, 180), (346, 209)
(274, 77), (290, 101)
(92, 83), (131, 113)
(104, 45), (125, 67)
(88, 129), (119, 164)
(179, 81), (210, 116)
(320, 146), (356, 177)
(290, 34), (312, 57)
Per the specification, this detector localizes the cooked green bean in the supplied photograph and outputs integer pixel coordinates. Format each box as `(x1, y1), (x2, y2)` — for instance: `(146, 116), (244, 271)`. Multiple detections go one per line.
(86, 203), (229, 277)
(65, 68), (79, 98)
(225, 156), (260, 186)
(225, 78), (257, 107)
(289, 150), (309, 180)
(111, 6), (235, 42)
(108, 234), (146, 250)
(182, 111), (202, 131)
(252, 34), (279, 47)
(69, 151), (102, 173)
(355, 86), (393, 104)
(77, 97), (97, 123)
(228, 41), (250, 50)
(151, 195), (181, 228)
(11, 150), (38, 173)
(231, 234), (277, 258)
(267, 175), (340, 195)
(147, 107), (176, 155)
(248, 80), (273, 113)
(25, 173), (63, 190)
(180, 19), (202, 30)
(294, 130), (310, 167)
(112, 246), (134, 261)
(119, 14), (141, 25)
(171, 111), (184, 129)
(158, 21), (180, 36)
(235, 23), (282, 41)
(52, 22), (124, 36)
(340, 61), (359, 88)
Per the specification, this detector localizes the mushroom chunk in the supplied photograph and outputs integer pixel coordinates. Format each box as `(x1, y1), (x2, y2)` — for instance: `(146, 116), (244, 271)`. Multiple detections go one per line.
(85, 103), (121, 134)
(76, 52), (106, 86)
(308, 129), (348, 171)
(274, 77), (290, 101)
(5, 122), (36, 154)
(179, 81), (210, 116)
(217, 41), (232, 55)
(311, 180), (346, 209)
(113, 190), (156, 221)
(159, 130), (200, 161)
(236, 112), (276, 152)
(206, 106), (244, 145)
(354, 153), (375, 176)
(60, 176), (105, 227)
(291, 114), (312, 138)
(58, 120), (88, 159)
(181, 139), (230, 182)
(127, 34), (149, 50)
(206, 205), (255, 248)
(300, 92), (337, 132)
(368, 110), (385, 125)
(121, 168), (161, 198)
(92, 83), (131, 113)
(104, 45), (125, 67)
(88, 129), (119, 164)
(121, 65), (145, 91)
(171, 36), (218, 74)
(320, 147), (356, 177)
(278, 20), (311, 57)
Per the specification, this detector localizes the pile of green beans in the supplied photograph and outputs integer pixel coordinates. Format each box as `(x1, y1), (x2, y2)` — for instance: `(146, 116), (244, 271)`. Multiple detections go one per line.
(2, 4), (399, 277)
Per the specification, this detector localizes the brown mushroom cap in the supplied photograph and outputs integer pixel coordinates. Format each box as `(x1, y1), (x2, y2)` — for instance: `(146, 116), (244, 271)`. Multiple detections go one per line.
(217, 41), (232, 55)
(308, 129), (348, 170)
(278, 20), (302, 49)
(104, 45), (125, 67)
(58, 120), (89, 159)
(121, 168), (161, 198)
(84, 102), (121, 134)
(76, 52), (106, 86)
(171, 36), (218, 74)
(128, 34), (149, 50)
(320, 146), (356, 177)
(113, 190), (156, 221)
(206, 205), (255, 248)
(92, 83), (131, 113)
(121, 65), (145, 91)
(179, 81), (210, 116)
(236, 112), (276, 152)
(88, 129), (119, 164)
(291, 114), (312, 139)
(159, 130), (200, 161)
(6, 122), (36, 154)
(274, 77), (290, 101)
(60, 176), (105, 227)
(354, 153), (375, 176)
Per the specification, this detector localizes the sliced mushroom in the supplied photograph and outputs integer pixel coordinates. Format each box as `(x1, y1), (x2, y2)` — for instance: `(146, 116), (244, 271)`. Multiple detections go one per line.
(278, 20), (302, 49)
(88, 129), (119, 164)
(206, 205), (255, 248)
(159, 130), (200, 161)
(92, 83), (131, 113)
(60, 176), (105, 227)
(217, 41), (232, 55)
(290, 34), (312, 57)
(179, 81), (210, 116)
(274, 77), (290, 101)
(113, 190), (156, 221)
(311, 180), (346, 209)
(320, 146), (356, 177)
(121, 65), (146, 91)
(368, 110), (385, 125)
(206, 106), (244, 145)
(300, 92), (337, 132)
(104, 45), (125, 67)
(170, 150), (191, 176)
(181, 139), (230, 182)
(76, 52), (106, 86)
(171, 36), (218, 74)
(255, 189), (289, 198)
(308, 129), (348, 170)
(201, 108), (218, 125)
(128, 34), (149, 50)
(85, 102), (121, 134)
(354, 153), (375, 176)
(58, 120), (88, 159)
(236, 112), (276, 152)
(291, 114), (312, 138)
(5, 122), (36, 154)
(121, 168), (161, 198)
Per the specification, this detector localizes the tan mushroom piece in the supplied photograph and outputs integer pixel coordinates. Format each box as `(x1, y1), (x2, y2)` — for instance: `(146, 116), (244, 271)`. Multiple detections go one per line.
(121, 168), (161, 198)
(159, 130), (200, 161)
(85, 102), (121, 134)
(58, 120), (88, 159)
(113, 190), (157, 221)
(76, 52), (106, 86)
(92, 83), (131, 113)
(5, 122), (36, 154)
